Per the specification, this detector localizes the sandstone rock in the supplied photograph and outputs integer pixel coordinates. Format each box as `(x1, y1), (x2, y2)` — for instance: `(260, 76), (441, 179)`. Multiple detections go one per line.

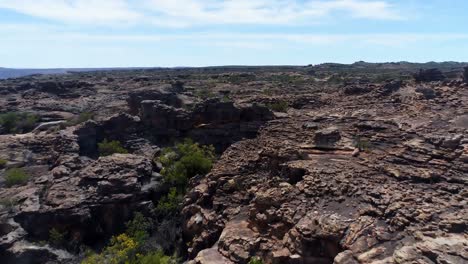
(193, 248), (234, 264)
(217, 217), (260, 263)
(314, 127), (341, 148)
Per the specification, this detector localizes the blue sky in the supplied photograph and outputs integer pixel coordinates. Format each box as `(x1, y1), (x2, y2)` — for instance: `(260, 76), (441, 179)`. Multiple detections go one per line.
(0, 0), (467, 68)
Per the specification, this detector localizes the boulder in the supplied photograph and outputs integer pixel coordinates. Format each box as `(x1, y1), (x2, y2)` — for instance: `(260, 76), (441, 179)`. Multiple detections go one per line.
(379, 80), (402, 95)
(415, 86), (437, 99)
(314, 127), (341, 148)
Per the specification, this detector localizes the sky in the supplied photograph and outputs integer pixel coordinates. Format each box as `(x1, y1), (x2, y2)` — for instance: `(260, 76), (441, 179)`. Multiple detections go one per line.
(0, 0), (467, 68)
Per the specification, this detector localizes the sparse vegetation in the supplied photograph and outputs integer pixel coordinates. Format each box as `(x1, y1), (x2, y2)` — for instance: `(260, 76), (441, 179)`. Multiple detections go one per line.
(98, 139), (128, 156)
(136, 250), (175, 264)
(248, 257), (264, 264)
(353, 137), (372, 152)
(0, 198), (19, 210)
(49, 228), (67, 248)
(195, 87), (216, 100)
(5, 168), (29, 187)
(221, 94), (232, 102)
(0, 159), (7, 169)
(226, 73), (256, 84)
(0, 112), (39, 134)
(266, 101), (289, 112)
(66, 112), (95, 126)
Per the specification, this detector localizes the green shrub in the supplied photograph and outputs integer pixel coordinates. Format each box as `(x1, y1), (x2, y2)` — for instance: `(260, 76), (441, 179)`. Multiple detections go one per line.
(0, 112), (39, 134)
(158, 139), (215, 189)
(81, 212), (176, 264)
(98, 139), (128, 156)
(0, 198), (19, 210)
(195, 88), (215, 100)
(126, 212), (153, 244)
(5, 168), (29, 187)
(266, 101), (289, 112)
(156, 188), (183, 216)
(221, 94), (232, 102)
(0, 159), (7, 169)
(67, 112), (95, 126)
(136, 250), (175, 264)
(353, 137), (372, 152)
(248, 257), (264, 264)
(49, 228), (67, 248)
(82, 233), (138, 264)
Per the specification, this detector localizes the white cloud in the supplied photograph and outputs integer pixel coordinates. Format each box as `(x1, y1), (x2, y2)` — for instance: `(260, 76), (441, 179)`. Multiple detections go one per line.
(0, 0), (403, 27)
(0, 0), (142, 25)
(3, 24), (467, 48)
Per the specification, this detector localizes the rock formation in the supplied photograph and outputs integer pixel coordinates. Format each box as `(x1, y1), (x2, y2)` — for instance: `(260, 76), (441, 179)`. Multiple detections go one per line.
(413, 68), (446, 83)
(0, 63), (467, 264)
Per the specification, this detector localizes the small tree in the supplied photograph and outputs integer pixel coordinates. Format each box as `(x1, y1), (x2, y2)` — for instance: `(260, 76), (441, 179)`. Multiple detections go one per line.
(156, 188), (183, 216)
(0, 112), (38, 134)
(158, 139), (215, 190)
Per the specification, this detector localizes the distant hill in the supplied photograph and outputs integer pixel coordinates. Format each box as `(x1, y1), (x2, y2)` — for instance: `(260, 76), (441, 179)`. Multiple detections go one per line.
(0, 67), (162, 80)
(1, 62), (467, 80)
(0, 68), (70, 79)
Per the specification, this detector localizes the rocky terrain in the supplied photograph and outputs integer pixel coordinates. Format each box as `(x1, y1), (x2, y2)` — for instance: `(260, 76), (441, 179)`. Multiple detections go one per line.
(0, 63), (467, 264)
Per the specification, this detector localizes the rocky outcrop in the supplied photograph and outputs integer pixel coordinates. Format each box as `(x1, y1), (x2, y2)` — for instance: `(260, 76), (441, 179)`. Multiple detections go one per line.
(138, 97), (274, 151)
(182, 79), (468, 264)
(1, 64), (467, 264)
(414, 68), (446, 83)
(464, 66), (468, 83)
(127, 87), (187, 115)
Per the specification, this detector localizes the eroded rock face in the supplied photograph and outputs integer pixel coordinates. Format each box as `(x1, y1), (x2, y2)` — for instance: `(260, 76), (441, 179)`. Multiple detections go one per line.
(0, 115), (157, 262)
(182, 79), (468, 264)
(137, 96), (274, 151)
(8, 154), (154, 246)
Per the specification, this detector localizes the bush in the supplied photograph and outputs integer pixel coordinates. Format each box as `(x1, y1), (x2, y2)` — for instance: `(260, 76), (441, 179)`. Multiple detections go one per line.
(5, 168), (29, 187)
(136, 250), (175, 264)
(126, 212), (153, 244)
(158, 139), (215, 189)
(0, 159), (7, 169)
(98, 139), (128, 156)
(195, 88), (215, 100)
(0, 112), (39, 134)
(156, 188), (183, 216)
(82, 234), (138, 264)
(266, 101), (289, 112)
(0, 198), (19, 211)
(81, 213), (177, 264)
(67, 112), (95, 126)
(49, 228), (67, 248)
(353, 137), (372, 152)
(248, 257), (264, 264)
